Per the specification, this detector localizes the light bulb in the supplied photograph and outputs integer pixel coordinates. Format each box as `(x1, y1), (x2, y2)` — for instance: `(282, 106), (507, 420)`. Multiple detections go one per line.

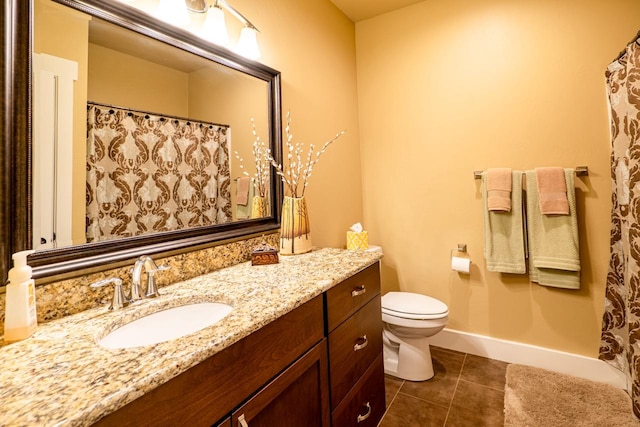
(201, 6), (229, 46)
(156, 0), (191, 27)
(237, 26), (261, 60)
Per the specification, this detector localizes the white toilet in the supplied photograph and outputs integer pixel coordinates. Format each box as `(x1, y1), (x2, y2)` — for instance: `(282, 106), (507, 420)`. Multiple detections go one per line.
(381, 291), (449, 381)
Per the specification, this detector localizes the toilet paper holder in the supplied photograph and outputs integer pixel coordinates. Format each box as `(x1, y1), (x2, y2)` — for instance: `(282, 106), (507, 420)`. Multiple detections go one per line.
(450, 243), (468, 257)
(450, 243), (471, 273)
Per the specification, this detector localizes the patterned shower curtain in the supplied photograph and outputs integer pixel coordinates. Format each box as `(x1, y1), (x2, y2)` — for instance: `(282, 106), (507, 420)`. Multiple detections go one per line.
(86, 103), (231, 242)
(600, 38), (640, 418)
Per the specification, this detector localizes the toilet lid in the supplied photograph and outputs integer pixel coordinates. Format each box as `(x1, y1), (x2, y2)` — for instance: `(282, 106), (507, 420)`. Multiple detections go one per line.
(382, 291), (448, 320)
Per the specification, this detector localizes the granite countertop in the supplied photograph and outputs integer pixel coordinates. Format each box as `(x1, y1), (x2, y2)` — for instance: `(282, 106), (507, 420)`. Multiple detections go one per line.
(0, 248), (382, 427)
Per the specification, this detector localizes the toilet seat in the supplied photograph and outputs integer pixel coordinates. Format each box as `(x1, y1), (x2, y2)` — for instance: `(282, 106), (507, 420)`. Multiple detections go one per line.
(382, 291), (448, 320)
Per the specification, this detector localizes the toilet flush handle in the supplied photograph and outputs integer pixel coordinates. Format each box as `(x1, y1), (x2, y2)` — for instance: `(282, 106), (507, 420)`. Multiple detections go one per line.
(351, 285), (366, 297)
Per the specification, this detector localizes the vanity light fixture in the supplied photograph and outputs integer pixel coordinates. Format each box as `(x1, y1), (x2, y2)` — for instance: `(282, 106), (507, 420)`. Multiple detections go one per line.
(186, 0), (261, 60)
(125, 0), (261, 60)
(201, 4), (229, 46)
(236, 25), (260, 60)
(156, 0), (191, 27)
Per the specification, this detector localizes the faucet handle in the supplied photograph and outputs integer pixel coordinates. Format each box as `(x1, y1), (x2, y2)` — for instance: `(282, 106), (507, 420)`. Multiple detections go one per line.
(90, 278), (129, 310)
(145, 264), (170, 298)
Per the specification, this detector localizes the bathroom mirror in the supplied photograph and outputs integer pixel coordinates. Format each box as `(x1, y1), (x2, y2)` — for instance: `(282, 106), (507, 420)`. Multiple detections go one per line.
(2, 0), (283, 281)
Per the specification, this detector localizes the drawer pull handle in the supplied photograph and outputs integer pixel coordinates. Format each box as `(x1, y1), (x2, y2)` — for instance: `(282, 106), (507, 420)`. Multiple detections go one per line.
(351, 285), (366, 297)
(354, 335), (368, 352)
(357, 402), (372, 423)
(238, 414), (249, 427)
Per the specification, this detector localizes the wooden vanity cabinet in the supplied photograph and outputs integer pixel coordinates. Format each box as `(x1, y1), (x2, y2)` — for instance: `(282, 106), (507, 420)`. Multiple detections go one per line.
(325, 263), (385, 427)
(92, 262), (385, 427)
(93, 295), (325, 427)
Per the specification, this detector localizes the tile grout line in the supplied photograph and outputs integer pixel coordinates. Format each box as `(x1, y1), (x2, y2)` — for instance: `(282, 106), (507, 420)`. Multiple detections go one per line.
(394, 391), (451, 408)
(457, 376), (506, 392)
(388, 379), (404, 407)
(378, 378), (405, 426)
(443, 352), (467, 426)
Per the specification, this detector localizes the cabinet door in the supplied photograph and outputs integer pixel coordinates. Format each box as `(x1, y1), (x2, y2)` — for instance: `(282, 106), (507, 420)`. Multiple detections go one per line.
(231, 340), (330, 427)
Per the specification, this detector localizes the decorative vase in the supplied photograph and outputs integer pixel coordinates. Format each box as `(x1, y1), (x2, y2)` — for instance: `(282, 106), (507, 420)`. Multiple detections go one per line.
(250, 195), (268, 219)
(280, 196), (312, 255)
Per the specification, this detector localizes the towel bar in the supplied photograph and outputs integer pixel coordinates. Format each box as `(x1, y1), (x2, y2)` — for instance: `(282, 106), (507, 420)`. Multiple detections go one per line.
(473, 166), (588, 180)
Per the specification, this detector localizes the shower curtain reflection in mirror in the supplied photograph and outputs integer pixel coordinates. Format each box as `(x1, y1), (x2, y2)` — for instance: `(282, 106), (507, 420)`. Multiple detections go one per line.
(86, 103), (232, 243)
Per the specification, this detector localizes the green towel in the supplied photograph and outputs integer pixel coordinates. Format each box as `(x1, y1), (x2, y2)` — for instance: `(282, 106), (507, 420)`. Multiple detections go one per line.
(482, 171), (526, 274)
(525, 169), (580, 289)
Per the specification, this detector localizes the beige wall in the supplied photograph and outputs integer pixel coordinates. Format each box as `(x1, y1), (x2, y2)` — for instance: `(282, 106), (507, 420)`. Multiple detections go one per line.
(240, 0), (364, 243)
(355, 0), (640, 357)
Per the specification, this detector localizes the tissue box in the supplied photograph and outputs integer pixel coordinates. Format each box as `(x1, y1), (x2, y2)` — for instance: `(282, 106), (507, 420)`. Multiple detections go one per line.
(347, 231), (368, 250)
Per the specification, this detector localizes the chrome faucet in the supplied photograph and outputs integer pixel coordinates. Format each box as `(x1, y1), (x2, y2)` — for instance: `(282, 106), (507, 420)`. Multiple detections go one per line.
(90, 257), (170, 310)
(131, 256), (170, 300)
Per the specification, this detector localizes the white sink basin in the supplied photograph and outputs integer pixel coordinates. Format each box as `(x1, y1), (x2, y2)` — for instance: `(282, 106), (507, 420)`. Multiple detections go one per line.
(98, 302), (232, 349)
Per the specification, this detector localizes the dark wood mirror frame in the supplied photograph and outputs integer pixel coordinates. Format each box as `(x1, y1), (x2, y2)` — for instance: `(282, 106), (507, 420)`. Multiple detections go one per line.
(2, 0), (283, 282)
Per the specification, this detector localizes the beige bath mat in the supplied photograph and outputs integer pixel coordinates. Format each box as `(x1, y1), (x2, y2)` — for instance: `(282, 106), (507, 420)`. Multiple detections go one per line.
(504, 364), (639, 426)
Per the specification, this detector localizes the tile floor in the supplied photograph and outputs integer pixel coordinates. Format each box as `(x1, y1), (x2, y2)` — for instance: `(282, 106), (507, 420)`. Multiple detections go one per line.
(379, 346), (508, 427)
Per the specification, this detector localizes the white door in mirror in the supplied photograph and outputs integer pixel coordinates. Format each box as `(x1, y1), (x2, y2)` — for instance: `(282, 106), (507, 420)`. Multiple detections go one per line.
(98, 303), (232, 349)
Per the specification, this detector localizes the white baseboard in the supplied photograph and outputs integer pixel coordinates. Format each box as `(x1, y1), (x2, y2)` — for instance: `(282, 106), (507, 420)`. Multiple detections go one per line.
(429, 328), (627, 389)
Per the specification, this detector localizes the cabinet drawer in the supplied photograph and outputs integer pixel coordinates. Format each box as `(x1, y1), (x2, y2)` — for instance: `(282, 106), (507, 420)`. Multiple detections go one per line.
(328, 296), (382, 408)
(331, 355), (386, 427)
(325, 263), (380, 332)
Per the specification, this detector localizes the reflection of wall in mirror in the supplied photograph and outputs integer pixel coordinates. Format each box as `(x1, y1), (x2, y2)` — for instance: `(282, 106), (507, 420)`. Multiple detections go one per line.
(34, 0), (90, 247)
(87, 43), (190, 117)
(188, 69), (270, 220)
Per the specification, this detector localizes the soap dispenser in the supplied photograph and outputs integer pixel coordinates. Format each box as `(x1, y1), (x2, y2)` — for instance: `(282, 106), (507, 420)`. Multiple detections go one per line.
(4, 250), (37, 342)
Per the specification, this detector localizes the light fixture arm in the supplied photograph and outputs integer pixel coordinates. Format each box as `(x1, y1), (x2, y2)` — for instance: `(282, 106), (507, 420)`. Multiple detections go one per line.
(185, 0), (259, 31)
(217, 0), (259, 31)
